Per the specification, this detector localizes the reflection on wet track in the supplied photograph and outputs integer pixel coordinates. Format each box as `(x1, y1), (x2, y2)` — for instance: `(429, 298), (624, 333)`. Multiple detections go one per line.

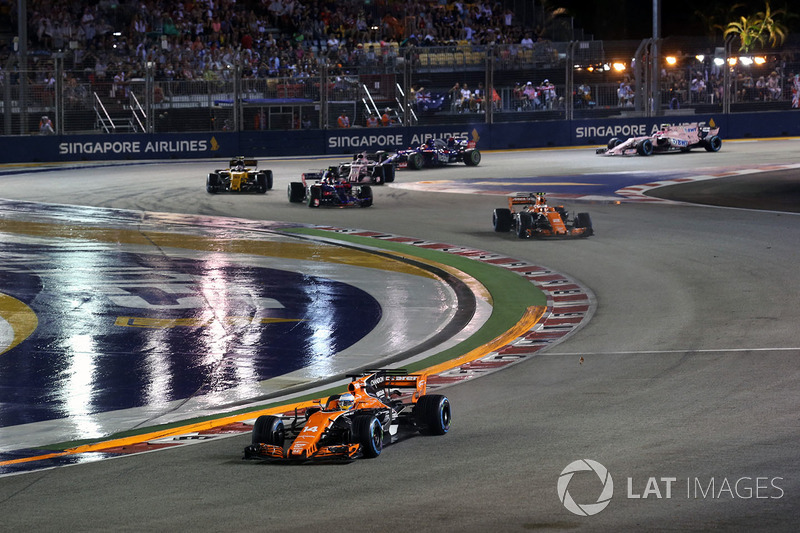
(0, 242), (379, 425)
(0, 202), (465, 450)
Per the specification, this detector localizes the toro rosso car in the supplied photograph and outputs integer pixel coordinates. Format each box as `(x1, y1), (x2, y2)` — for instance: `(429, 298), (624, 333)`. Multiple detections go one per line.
(596, 122), (721, 156)
(493, 192), (593, 239)
(243, 369), (451, 462)
(385, 137), (481, 170)
(288, 167), (373, 208)
(206, 156), (274, 193)
(336, 152), (395, 184)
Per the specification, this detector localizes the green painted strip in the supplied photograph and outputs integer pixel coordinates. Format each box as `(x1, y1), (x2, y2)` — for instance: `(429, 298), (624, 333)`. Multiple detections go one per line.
(285, 228), (545, 372)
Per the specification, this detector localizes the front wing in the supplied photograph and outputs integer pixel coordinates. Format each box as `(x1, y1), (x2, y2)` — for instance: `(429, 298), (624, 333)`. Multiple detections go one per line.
(243, 442), (363, 462)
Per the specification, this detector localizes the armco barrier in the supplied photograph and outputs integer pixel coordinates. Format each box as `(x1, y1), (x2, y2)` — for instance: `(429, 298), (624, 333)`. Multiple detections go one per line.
(1, 112), (797, 164)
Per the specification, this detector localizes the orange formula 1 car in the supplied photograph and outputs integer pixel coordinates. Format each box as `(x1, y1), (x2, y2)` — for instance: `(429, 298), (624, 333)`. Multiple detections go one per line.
(243, 370), (451, 462)
(493, 192), (593, 239)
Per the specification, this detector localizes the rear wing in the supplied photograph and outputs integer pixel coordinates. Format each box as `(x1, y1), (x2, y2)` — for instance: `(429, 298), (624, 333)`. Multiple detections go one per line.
(508, 192), (537, 208)
(348, 369), (427, 397)
(230, 158), (258, 168)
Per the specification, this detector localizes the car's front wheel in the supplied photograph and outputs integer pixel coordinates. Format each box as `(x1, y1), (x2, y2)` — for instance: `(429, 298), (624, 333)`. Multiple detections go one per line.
(575, 212), (594, 236)
(358, 185), (373, 207)
(288, 182), (305, 203)
(252, 415), (285, 447)
(206, 172), (220, 193)
(516, 212), (533, 239)
(352, 414), (383, 458)
(637, 139), (654, 156)
(307, 186), (322, 207)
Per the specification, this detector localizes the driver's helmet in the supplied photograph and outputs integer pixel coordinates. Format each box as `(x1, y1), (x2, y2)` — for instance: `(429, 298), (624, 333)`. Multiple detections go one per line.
(323, 169), (335, 182)
(338, 393), (355, 410)
(447, 137), (456, 148)
(235, 160), (245, 170)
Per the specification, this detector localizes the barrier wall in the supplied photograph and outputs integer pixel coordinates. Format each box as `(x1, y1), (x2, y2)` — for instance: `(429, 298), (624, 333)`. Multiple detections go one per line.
(1, 111), (797, 164)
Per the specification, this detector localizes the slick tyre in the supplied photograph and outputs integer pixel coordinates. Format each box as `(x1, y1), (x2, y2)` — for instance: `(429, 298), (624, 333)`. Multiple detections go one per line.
(206, 172), (220, 193)
(575, 212), (594, 236)
(358, 185), (373, 207)
(704, 135), (722, 152)
(288, 182), (305, 203)
(252, 415), (285, 447)
(307, 186), (322, 207)
(381, 163), (395, 183)
(636, 139), (654, 156)
(414, 394), (451, 435)
(516, 212), (533, 239)
(255, 171), (272, 193)
(464, 149), (481, 166)
(261, 170), (274, 191)
(607, 137), (622, 150)
(409, 152), (424, 170)
(353, 414), (383, 458)
(493, 208), (513, 232)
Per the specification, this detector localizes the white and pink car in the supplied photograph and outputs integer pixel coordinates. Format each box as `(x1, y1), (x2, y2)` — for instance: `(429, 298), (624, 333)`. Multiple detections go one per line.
(596, 122), (722, 156)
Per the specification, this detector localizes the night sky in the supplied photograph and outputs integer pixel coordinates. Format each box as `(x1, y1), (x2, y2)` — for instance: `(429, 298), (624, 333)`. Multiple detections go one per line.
(553, 0), (797, 40)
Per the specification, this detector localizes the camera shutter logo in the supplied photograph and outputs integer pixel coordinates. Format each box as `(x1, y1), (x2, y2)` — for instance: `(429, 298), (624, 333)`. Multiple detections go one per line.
(557, 459), (614, 516)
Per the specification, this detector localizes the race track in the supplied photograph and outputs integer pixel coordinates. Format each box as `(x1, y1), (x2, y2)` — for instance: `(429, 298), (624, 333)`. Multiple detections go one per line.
(1, 139), (799, 531)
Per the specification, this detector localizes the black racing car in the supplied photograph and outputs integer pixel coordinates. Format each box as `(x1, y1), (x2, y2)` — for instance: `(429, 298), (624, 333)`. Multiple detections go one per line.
(385, 137), (481, 170)
(206, 156), (273, 193)
(288, 167), (373, 208)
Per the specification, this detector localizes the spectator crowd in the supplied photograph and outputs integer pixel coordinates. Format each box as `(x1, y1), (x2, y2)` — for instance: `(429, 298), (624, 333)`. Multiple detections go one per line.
(1, 0), (546, 89)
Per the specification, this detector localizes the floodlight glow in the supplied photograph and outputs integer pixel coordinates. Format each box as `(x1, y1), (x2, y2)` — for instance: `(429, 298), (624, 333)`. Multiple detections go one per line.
(666, 56), (677, 65)
(612, 62), (626, 72)
(713, 57), (725, 66)
(754, 56), (766, 65)
(739, 57), (753, 66)
(695, 55), (705, 62)
(727, 57), (738, 66)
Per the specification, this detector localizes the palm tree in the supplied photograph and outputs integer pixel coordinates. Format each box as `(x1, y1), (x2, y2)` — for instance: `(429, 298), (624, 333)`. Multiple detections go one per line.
(695, 3), (745, 40)
(723, 2), (788, 52)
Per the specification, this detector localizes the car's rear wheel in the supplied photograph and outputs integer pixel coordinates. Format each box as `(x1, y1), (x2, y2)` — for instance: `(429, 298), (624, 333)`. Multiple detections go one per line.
(414, 394), (451, 435)
(493, 208), (513, 232)
(252, 415), (285, 447)
(261, 170), (273, 191)
(206, 173), (220, 193)
(704, 135), (722, 152)
(352, 414), (383, 458)
(464, 149), (481, 166)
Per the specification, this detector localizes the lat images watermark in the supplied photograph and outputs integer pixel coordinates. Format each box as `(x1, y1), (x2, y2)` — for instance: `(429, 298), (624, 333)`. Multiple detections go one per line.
(557, 459), (614, 516)
(558, 460), (785, 517)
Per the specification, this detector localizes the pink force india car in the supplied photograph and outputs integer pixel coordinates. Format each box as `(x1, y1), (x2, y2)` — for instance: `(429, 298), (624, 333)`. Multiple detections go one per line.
(595, 121), (722, 156)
